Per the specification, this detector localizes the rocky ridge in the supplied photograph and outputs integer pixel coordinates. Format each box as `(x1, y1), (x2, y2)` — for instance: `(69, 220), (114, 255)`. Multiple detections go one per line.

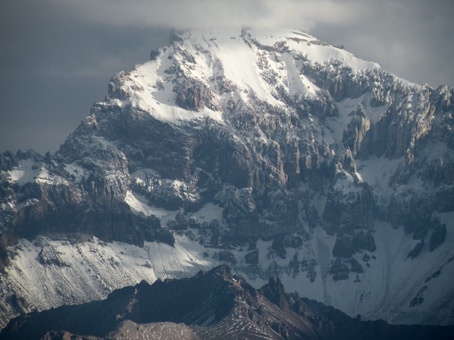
(2, 265), (453, 340)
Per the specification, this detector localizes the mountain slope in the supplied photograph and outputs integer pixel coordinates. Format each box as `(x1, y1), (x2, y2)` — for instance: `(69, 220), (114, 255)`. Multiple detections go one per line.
(0, 27), (453, 328)
(2, 265), (453, 340)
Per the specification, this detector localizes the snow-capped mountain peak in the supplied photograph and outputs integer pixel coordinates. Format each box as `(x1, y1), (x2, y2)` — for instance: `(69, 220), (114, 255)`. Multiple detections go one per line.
(1, 26), (453, 329)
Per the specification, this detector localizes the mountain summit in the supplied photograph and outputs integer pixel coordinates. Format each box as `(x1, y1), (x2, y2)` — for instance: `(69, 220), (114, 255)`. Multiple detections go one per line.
(0, 27), (453, 328)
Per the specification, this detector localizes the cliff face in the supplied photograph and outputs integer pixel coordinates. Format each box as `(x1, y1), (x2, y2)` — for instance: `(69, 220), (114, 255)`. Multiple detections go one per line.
(0, 27), (453, 328)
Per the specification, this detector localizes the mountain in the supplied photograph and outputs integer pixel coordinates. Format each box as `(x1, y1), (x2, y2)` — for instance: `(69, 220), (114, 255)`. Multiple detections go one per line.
(0, 27), (453, 329)
(2, 265), (453, 340)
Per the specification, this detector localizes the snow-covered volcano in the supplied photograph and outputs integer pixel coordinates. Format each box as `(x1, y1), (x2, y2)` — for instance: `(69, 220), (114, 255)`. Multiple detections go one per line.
(1, 27), (453, 328)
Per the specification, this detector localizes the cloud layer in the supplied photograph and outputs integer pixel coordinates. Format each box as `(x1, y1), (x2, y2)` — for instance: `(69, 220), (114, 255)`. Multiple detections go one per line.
(13, 0), (451, 86)
(58, 0), (376, 31)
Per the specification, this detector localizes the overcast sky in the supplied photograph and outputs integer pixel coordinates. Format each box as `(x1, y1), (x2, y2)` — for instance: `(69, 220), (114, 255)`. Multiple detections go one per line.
(1, 0), (453, 154)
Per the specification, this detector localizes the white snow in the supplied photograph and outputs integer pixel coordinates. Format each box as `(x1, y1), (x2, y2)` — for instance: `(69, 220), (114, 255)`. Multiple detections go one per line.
(214, 35), (276, 103)
(125, 190), (158, 217)
(124, 190), (178, 225)
(354, 219), (454, 325)
(326, 93), (388, 146)
(145, 235), (212, 280)
(356, 156), (404, 204)
(6, 159), (37, 185)
(193, 203), (224, 223)
(34, 167), (68, 186)
(64, 163), (89, 182)
(112, 53), (224, 124)
(5, 158), (68, 186)
(232, 219), (454, 325)
(251, 28), (379, 72)
(0, 234), (215, 328)
(282, 52), (318, 98)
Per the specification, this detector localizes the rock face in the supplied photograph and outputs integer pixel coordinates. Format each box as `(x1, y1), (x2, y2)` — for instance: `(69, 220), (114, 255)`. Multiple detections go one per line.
(2, 265), (453, 340)
(0, 27), (454, 328)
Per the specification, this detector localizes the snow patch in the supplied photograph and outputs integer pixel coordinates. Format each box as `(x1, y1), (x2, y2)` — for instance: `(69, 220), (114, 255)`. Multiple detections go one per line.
(124, 190), (178, 225)
(193, 203), (224, 223)
(6, 159), (37, 185)
(251, 28), (379, 72)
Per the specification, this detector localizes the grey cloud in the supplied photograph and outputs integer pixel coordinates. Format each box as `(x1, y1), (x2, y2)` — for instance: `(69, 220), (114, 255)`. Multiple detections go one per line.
(37, 0), (454, 86)
(59, 0), (373, 30)
(0, 0), (169, 154)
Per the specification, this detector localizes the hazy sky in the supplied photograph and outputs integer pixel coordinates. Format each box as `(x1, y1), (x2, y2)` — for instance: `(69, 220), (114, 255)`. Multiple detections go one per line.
(1, 0), (453, 154)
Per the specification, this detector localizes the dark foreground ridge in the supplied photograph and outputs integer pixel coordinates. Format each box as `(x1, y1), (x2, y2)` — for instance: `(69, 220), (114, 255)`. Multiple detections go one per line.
(1, 265), (453, 340)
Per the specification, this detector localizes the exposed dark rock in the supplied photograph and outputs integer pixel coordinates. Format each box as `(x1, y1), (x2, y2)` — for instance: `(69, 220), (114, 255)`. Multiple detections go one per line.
(348, 257), (364, 273)
(218, 250), (236, 264)
(330, 258), (350, 281)
(37, 246), (68, 267)
(332, 225), (376, 258)
(408, 241), (425, 259)
(149, 49), (160, 60)
(175, 78), (219, 112)
(245, 249), (259, 265)
(167, 211), (200, 230)
(430, 222), (447, 252)
(270, 234), (303, 260)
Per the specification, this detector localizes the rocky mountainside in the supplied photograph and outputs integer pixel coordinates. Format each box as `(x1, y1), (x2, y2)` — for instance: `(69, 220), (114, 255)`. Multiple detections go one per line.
(0, 27), (453, 329)
(2, 265), (453, 340)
